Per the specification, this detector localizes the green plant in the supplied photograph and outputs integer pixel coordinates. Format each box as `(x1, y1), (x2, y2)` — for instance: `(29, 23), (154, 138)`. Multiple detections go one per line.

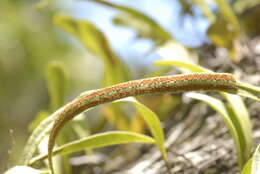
(3, 1), (260, 174)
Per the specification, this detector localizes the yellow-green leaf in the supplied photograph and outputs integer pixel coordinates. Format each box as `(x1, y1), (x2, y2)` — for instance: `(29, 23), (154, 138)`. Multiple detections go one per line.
(20, 104), (91, 165)
(207, 16), (240, 61)
(29, 131), (155, 165)
(242, 158), (252, 174)
(45, 61), (67, 111)
(114, 97), (167, 161)
(242, 144), (260, 174)
(215, 0), (240, 31)
(237, 81), (260, 101)
(154, 59), (252, 168)
(222, 93), (252, 166)
(186, 92), (243, 167)
(53, 14), (129, 86)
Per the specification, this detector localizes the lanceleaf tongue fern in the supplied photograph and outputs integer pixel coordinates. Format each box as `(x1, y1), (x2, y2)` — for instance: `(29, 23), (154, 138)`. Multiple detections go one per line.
(47, 73), (239, 174)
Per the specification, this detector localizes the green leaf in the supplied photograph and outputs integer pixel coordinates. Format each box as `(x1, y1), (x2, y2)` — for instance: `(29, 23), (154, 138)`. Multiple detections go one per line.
(35, 0), (53, 10)
(114, 97), (167, 161)
(20, 102), (92, 165)
(242, 144), (260, 174)
(20, 114), (56, 165)
(45, 61), (67, 111)
(29, 131), (155, 165)
(154, 60), (208, 73)
(242, 158), (252, 174)
(233, 0), (260, 14)
(222, 93), (252, 165)
(215, 0), (240, 32)
(4, 166), (49, 174)
(88, 0), (172, 46)
(154, 59), (253, 168)
(186, 92), (243, 167)
(53, 14), (129, 86)
(207, 17), (238, 47)
(237, 81), (260, 101)
(54, 14), (110, 61)
(207, 0), (241, 61)
(237, 90), (260, 102)
(179, 0), (194, 15)
(207, 16), (240, 61)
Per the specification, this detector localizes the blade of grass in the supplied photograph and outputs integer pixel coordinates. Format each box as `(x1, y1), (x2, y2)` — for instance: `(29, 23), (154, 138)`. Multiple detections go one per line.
(53, 14), (129, 86)
(222, 93), (252, 163)
(19, 101), (92, 165)
(114, 97), (167, 161)
(242, 143), (260, 174)
(237, 81), (260, 101)
(242, 158), (253, 174)
(45, 61), (67, 111)
(186, 92), (243, 167)
(29, 131), (155, 165)
(154, 59), (253, 168)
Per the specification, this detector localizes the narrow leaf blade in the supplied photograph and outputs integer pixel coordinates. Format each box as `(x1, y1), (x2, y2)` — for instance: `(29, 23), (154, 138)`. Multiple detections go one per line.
(114, 97), (167, 161)
(186, 92), (243, 167)
(29, 131), (155, 165)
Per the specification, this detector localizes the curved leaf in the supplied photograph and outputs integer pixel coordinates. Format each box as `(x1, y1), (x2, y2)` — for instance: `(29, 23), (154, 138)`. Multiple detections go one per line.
(155, 59), (252, 168)
(222, 93), (252, 164)
(19, 102), (92, 165)
(242, 158), (252, 174)
(114, 97), (167, 161)
(45, 61), (67, 111)
(29, 131), (155, 165)
(186, 92), (243, 167)
(237, 81), (260, 101)
(242, 144), (260, 174)
(53, 14), (129, 86)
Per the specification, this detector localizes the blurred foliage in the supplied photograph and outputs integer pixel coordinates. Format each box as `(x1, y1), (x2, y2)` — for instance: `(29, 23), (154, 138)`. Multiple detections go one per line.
(1, 0), (260, 173)
(0, 0), (72, 169)
(53, 14), (130, 86)
(45, 61), (67, 111)
(88, 0), (172, 46)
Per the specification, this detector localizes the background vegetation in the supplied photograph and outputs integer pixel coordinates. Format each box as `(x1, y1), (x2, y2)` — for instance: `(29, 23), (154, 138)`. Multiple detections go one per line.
(1, 0), (260, 173)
